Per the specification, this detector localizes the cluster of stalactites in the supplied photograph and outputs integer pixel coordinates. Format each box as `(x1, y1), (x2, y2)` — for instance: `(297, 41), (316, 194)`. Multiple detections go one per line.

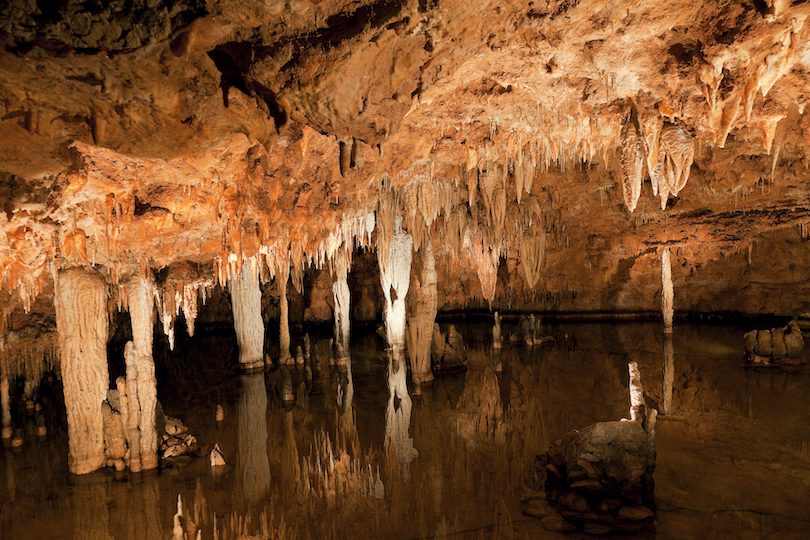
(621, 109), (695, 213)
(149, 264), (215, 350)
(0, 330), (59, 381)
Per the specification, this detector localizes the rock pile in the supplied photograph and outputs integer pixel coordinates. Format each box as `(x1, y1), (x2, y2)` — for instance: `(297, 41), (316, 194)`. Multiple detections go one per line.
(538, 420), (656, 534)
(535, 361), (656, 534)
(743, 322), (805, 365)
(160, 416), (198, 459)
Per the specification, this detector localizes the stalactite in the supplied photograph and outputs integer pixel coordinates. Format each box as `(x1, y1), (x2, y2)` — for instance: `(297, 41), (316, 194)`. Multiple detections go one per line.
(520, 227), (546, 289)
(406, 240), (437, 385)
(55, 267), (109, 475)
(660, 122), (695, 198)
(620, 114), (644, 213)
(662, 247), (674, 333)
(230, 261), (266, 370)
(380, 216), (413, 348)
(127, 271), (159, 471)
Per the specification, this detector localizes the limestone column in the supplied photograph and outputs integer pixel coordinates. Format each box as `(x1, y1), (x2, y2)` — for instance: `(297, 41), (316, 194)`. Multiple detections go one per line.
(332, 250), (351, 357)
(1, 337), (10, 441)
(278, 263), (292, 364)
(406, 239), (437, 384)
(661, 247), (674, 333)
(229, 262), (266, 370)
(54, 267), (109, 475)
(126, 272), (159, 471)
(380, 216), (413, 348)
(238, 374), (271, 504)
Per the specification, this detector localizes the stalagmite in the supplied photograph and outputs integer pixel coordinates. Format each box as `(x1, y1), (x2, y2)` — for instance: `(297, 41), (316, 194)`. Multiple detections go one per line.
(229, 262), (266, 370)
(662, 333), (674, 416)
(406, 240), (437, 384)
(238, 374), (271, 504)
(55, 267), (109, 475)
(127, 272), (159, 471)
(661, 247), (674, 333)
(332, 250), (351, 356)
(492, 312), (502, 349)
(628, 361), (645, 422)
(380, 216), (413, 348)
(278, 263), (292, 364)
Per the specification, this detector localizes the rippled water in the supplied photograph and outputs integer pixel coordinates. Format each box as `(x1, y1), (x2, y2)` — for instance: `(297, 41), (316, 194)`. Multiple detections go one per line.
(1, 321), (809, 539)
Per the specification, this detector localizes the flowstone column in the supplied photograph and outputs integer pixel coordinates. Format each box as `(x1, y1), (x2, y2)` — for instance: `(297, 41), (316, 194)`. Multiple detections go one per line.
(55, 268), (109, 475)
(126, 272), (159, 471)
(230, 262), (266, 370)
(332, 250), (351, 358)
(406, 239), (437, 384)
(277, 262), (292, 364)
(380, 216), (413, 349)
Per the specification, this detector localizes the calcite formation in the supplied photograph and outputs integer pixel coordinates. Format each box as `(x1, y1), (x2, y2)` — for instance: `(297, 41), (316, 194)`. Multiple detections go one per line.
(5, 0), (810, 470)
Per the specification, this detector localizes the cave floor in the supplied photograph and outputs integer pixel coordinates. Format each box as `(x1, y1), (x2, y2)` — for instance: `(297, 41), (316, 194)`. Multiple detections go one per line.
(0, 321), (808, 539)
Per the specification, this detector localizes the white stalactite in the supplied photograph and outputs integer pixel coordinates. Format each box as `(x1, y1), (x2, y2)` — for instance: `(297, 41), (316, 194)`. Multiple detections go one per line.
(380, 216), (413, 348)
(55, 268), (109, 475)
(332, 251), (351, 355)
(662, 247), (674, 333)
(127, 271), (159, 471)
(230, 262), (266, 369)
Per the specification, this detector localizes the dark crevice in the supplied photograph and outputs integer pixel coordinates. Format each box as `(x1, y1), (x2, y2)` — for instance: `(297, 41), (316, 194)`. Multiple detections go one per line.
(133, 197), (169, 216)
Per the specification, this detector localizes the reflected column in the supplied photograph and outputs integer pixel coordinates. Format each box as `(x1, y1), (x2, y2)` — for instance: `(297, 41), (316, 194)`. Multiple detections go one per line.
(385, 348), (418, 480)
(238, 374), (271, 504)
(662, 332), (674, 416)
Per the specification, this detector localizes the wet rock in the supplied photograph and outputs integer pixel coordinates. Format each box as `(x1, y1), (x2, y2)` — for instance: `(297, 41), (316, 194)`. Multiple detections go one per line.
(743, 330), (757, 354)
(538, 419), (655, 534)
(785, 323), (804, 357)
(771, 327), (787, 359)
(755, 329), (772, 356)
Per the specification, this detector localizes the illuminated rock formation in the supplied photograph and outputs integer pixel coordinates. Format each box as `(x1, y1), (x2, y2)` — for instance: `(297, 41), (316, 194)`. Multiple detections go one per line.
(380, 217), (413, 349)
(229, 262), (266, 370)
(332, 250), (351, 357)
(407, 240), (437, 384)
(54, 268), (108, 475)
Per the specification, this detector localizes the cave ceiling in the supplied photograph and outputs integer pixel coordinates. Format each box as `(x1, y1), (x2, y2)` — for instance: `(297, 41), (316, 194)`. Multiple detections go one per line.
(2, 0), (810, 323)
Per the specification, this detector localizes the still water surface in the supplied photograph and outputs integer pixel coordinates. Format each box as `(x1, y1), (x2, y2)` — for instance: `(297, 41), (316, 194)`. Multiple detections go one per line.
(1, 321), (809, 539)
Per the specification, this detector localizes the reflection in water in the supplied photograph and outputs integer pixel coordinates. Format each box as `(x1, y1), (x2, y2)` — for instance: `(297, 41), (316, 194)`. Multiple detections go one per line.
(72, 478), (112, 540)
(2, 322), (810, 539)
(662, 332), (674, 416)
(384, 348), (417, 480)
(237, 374), (271, 504)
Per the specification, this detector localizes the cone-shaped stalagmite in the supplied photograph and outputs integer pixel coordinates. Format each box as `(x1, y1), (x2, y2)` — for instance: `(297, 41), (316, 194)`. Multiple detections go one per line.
(230, 262), (266, 370)
(126, 271), (159, 471)
(55, 268), (109, 475)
